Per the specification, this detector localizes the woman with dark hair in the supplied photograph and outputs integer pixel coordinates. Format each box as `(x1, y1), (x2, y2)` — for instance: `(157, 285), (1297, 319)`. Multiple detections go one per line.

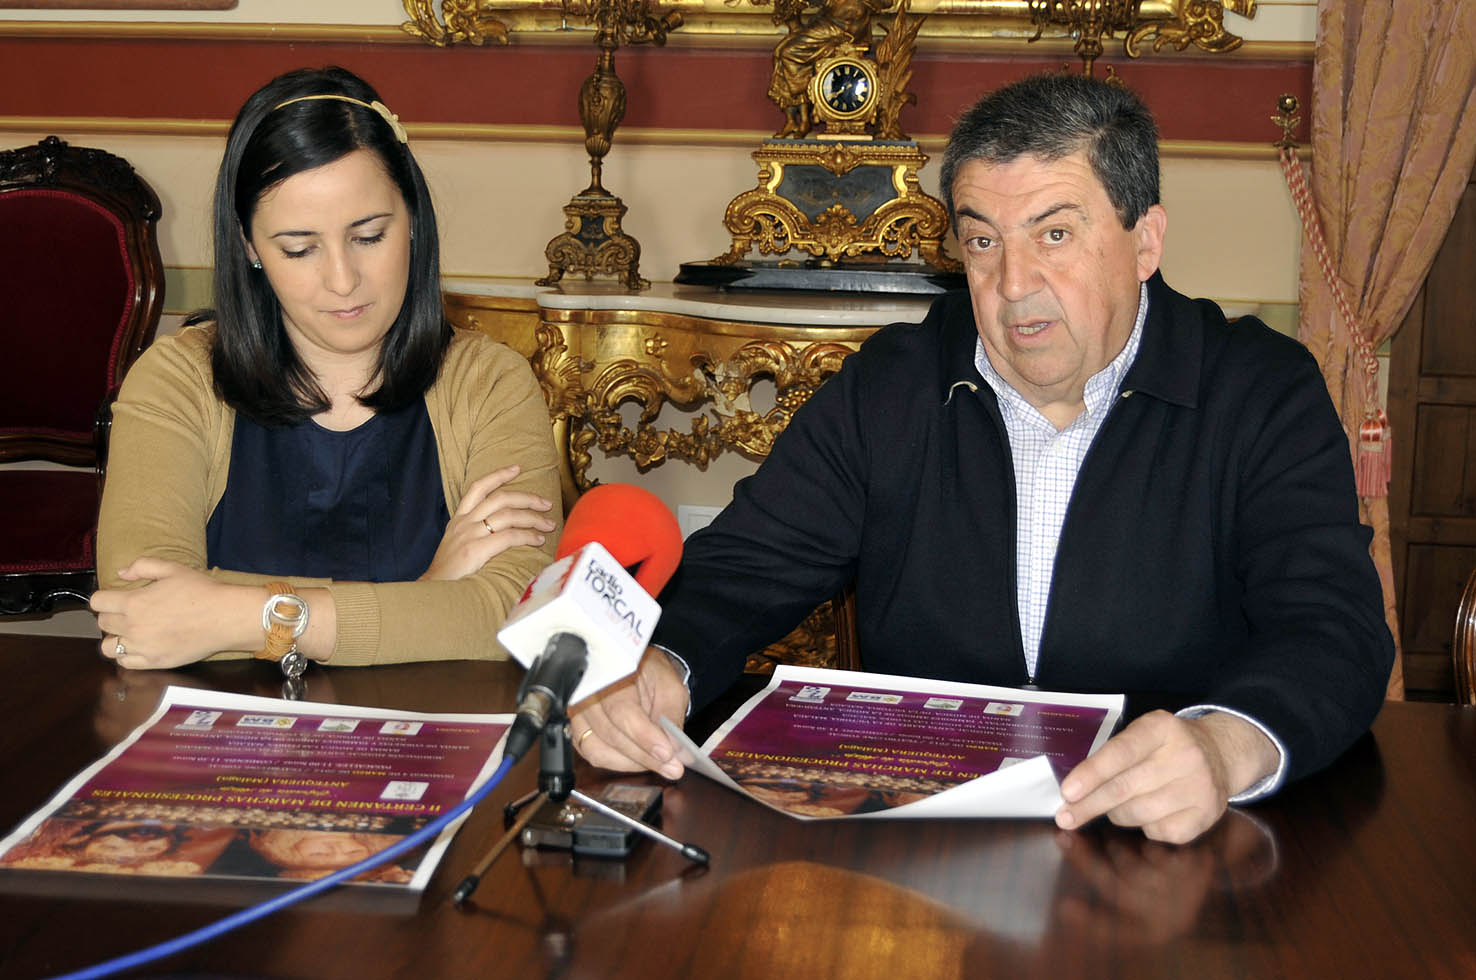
(91, 67), (561, 673)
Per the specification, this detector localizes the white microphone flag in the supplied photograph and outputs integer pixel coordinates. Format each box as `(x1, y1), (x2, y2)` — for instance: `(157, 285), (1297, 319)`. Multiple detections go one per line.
(496, 541), (660, 706)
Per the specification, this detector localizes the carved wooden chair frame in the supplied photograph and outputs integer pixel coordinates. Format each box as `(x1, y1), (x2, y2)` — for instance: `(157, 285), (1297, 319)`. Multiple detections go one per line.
(1455, 566), (1476, 706)
(0, 136), (164, 613)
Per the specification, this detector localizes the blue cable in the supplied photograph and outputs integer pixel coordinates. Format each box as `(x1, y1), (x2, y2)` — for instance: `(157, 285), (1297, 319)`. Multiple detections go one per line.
(49, 754), (516, 980)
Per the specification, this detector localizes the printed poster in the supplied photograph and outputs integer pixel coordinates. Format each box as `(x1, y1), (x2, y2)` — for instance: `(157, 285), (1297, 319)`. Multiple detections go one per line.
(0, 687), (510, 889)
(667, 665), (1122, 820)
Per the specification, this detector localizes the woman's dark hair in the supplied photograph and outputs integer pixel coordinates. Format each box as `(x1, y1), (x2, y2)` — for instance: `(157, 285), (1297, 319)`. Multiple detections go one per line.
(197, 66), (451, 425)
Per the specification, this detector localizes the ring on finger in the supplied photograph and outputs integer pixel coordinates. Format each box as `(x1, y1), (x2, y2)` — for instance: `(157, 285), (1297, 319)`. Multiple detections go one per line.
(482, 517), (494, 534)
(114, 637), (126, 658)
(577, 727), (595, 747)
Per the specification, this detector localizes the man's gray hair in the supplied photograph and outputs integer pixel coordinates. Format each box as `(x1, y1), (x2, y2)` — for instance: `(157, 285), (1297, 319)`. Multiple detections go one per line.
(940, 74), (1160, 231)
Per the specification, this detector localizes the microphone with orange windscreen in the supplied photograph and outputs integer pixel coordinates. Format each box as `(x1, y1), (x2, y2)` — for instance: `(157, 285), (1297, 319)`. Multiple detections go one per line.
(555, 482), (684, 595)
(497, 484), (685, 763)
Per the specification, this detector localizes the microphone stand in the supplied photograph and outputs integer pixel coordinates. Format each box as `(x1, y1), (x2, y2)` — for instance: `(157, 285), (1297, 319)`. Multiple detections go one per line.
(538, 713), (709, 866)
(453, 667), (707, 907)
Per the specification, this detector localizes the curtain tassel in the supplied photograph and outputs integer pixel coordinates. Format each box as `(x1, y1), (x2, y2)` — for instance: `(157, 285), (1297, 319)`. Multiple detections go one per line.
(1355, 409), (1392, 498)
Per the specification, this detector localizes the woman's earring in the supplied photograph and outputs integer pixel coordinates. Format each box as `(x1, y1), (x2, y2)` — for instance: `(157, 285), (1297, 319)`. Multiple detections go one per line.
(251, 260), (263, 270)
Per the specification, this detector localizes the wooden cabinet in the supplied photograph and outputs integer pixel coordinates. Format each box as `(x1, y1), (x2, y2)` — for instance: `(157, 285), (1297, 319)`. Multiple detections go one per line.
(1389, 176), (1476, 699)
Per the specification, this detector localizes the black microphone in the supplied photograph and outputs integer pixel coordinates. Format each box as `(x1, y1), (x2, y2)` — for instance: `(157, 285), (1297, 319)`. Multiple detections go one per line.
(452, 489), (701, 904)
(496, 484), (684, 763)
(502, 632), (589, 764)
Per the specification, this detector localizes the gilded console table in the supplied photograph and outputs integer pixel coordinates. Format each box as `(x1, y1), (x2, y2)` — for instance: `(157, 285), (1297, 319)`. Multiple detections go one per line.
(442, 279), (935, 671)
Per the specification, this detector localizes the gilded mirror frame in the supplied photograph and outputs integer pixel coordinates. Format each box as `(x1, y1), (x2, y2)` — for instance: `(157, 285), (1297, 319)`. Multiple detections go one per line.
(404, 0), (1261, 63)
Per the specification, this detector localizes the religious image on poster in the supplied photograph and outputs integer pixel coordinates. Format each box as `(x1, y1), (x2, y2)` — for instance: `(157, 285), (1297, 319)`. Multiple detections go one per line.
(0, 687), (510, 889)
(665, 665), (1122, 821)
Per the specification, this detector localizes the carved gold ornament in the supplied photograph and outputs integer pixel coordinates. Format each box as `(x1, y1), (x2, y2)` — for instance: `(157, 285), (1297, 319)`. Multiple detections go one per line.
(400, 1), (1261, 69)
(539, 194), (650, 291)
(715, 140), (958, 270)
(672, 0), (958, 284)
(530, 322), (856, 490)
(1271, 93), (1301, 150)
(1029, 0), (1258, 75)
(745, 603), (848, 674)
(759, 0), (924, 142)
(533, 0), (682, 291)
(443, 291), (887, 670)
(1124, 0), (1258, 56)
(401, 0), (510, 46)
(529, 319), (861, 668)
(403, 0), (680, 292)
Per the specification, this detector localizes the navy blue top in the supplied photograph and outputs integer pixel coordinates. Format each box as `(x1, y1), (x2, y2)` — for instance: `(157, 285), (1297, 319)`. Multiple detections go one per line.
(206, 400), (448, 582)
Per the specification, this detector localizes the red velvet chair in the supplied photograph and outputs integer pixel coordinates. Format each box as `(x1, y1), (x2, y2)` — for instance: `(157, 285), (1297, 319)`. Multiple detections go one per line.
(0, 136), (163, 614)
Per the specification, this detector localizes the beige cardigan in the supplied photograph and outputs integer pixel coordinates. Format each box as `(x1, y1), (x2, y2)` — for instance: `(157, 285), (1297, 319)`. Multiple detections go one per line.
(97, 324), (561, 665)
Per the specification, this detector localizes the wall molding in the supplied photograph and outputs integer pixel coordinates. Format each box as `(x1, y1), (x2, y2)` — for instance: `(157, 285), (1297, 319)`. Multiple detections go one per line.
(2, 31), (1313, 144)
(0, 117), (1308, 160)
(0, 18), (1315, 59)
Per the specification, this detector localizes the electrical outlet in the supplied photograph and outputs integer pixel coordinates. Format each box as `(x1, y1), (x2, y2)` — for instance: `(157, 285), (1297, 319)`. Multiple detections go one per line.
(676, 505), (723, 539)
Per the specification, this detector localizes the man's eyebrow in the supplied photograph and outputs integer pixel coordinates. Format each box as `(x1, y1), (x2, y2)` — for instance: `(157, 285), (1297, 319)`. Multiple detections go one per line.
(268, 212), (393, 239)
(954, 205), (993, 227)
(1027, 201), (1084, 225)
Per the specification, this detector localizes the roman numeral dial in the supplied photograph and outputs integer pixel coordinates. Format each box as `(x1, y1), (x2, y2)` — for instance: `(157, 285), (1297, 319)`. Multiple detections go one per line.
(821, 62), (871, 113)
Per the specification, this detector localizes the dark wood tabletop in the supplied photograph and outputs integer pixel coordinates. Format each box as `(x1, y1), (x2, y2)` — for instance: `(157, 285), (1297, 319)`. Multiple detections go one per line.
(2, 633), (1474, 980)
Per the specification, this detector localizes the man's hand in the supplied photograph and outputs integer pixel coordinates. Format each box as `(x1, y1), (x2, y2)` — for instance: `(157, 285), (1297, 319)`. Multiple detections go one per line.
(1055, 710), (1278, 844)
(569, 647), (690, 780)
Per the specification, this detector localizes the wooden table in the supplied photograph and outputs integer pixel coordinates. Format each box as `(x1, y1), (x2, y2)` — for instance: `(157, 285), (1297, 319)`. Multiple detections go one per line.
(2, 634), (1474, 979)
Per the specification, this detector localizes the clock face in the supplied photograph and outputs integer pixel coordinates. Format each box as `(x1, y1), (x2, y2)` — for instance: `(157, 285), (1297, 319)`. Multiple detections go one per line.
(820, 61), (873, 115)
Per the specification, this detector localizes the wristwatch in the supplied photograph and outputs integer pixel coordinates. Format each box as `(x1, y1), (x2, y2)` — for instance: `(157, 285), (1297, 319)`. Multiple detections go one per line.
(256, 581), (309, 679)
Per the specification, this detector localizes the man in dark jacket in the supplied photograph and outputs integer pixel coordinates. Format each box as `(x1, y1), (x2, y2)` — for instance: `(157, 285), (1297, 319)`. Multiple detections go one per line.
(571, 74), (1394, 843)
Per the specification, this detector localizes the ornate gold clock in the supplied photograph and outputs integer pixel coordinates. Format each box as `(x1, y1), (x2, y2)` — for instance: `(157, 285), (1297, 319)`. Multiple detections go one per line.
(678, 0), (959, 294)
(810, 53), (880, 135)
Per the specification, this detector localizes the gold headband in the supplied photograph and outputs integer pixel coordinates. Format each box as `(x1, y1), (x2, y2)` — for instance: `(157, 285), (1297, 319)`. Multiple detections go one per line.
(271, 94), (409, 145)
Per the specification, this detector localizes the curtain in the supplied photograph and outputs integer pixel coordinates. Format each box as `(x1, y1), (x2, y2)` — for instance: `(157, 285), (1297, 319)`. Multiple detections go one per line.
(1297, 0), (1476, 700)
